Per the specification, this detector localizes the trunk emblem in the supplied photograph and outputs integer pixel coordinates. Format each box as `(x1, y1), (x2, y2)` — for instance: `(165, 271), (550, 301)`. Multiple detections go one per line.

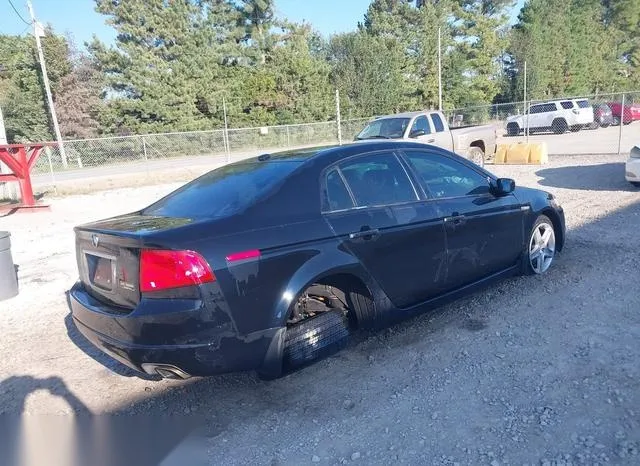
(92, 235), (100, 248)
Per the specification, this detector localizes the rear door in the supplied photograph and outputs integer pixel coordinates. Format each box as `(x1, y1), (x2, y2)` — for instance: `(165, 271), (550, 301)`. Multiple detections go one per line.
(399, 148), (525, 292)
(322, 150), (448, 308)
(428, 113), (454, 151)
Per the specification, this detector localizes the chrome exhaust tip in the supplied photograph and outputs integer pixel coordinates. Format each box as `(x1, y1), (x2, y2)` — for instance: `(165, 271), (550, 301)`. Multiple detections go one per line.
(141, 363), (192, 380)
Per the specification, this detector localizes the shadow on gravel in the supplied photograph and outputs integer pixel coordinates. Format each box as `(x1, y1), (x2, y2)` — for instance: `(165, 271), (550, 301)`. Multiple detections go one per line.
(535, 162), (636, 191)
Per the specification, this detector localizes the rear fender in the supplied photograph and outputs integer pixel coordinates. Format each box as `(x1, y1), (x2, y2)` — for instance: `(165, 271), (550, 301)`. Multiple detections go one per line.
(256, 248), (385, 380)
(268, 247), (382, 329)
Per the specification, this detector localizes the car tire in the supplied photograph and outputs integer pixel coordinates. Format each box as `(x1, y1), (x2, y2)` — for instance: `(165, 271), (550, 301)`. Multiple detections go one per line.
(613, 117), (620, 126)
(601, 122), (610, 128)
(570, 125), (582, 132)
(552, 119), (568, 134)
(522, 215), (557, 276)
(506, 123), (520, 136)
(468, 146), (485, 167)
(282, 310), (351, 372)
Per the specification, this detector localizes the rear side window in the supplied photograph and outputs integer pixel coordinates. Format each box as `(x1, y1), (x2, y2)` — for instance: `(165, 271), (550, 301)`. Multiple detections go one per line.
(431, 113), (445, 132)
(324, 169), (354, 211)
(143, 161), (303, 219)
(577, 100), (590, 108)
(561, 101), (574, 109)
(337, 152), (417, 207)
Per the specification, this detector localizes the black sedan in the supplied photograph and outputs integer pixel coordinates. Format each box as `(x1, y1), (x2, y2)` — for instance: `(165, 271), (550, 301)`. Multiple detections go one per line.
(68, 141), (566, 380)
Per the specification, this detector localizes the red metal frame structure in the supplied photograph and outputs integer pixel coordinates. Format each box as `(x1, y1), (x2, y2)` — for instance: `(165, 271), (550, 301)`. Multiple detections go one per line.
(0, 142), (56, 212)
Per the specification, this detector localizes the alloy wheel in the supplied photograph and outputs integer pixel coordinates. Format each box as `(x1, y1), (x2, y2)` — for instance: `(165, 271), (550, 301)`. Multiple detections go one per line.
(529, 222), (556, 274)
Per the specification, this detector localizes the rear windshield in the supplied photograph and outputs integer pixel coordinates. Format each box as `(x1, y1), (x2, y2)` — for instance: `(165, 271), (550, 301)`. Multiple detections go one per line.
(577, 100), (590, 108)
(142, 161), (303, 219)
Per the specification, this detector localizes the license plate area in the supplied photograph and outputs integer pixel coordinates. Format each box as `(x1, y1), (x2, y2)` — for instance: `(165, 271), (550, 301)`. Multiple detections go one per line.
(85, 251), (116, 292)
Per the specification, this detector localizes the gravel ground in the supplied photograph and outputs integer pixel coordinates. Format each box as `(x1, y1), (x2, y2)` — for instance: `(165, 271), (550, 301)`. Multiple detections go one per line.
(0, 153), (639, 466)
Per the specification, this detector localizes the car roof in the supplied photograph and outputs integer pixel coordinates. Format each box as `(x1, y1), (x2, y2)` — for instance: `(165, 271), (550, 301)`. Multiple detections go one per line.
(238, 140), (461, 169)
(535, 98), (589, 105)
(373, 111), (433, 120)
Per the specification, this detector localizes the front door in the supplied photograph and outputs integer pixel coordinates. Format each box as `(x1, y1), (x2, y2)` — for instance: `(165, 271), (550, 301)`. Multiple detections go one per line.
(428, 113), (454, 151)
(399, 148), (525, 292)
(322, 150), (448, 308)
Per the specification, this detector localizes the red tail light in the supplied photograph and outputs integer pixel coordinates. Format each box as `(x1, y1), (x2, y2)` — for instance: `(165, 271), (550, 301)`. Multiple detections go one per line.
(140, 249), (215, 293)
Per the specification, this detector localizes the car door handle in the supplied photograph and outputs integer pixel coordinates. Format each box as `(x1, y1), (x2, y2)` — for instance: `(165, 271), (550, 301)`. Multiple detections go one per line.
(444, 214), (467, 226)
(427, 138), (435, 143)
(349, 227), (380, 241)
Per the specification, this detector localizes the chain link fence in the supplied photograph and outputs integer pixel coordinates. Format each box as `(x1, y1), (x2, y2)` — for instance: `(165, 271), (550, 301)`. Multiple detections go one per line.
(444, 92), (639, 156)
(33, 117), (372, 175)
(9, 91), (638, 194)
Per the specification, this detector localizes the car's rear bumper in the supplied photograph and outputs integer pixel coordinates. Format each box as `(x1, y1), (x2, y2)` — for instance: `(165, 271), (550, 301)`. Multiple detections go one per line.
(68, 281), (280, 378)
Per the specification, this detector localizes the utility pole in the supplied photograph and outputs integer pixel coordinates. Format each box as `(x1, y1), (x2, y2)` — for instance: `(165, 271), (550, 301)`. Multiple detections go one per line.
(438, 27), (443, 111)
(524, 60), (529, 142)
(336, 89), (342, 145)
(26, 0), (68, 168)
(222, 96), (230, 162)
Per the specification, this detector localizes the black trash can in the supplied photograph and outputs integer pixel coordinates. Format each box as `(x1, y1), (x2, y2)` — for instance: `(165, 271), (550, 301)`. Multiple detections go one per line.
(0, 231), (19, 301)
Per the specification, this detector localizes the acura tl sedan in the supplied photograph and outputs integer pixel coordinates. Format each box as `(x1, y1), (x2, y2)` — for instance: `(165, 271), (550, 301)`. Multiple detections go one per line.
(68, 141), (566, 380)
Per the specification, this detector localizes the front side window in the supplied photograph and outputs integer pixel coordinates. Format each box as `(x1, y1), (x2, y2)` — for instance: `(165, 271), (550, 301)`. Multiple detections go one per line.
(577, 99), (590, 108)
(529, 105), (543, 114)
(561, 101), (574, 110)
(337, 152), (417, 207)
(403, 150), (490, 198)
(410, 115), (431, 135)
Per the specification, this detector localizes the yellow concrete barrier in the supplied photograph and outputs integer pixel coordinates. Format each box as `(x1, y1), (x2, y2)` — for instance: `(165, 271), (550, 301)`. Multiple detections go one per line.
(493, 142), (548, 165)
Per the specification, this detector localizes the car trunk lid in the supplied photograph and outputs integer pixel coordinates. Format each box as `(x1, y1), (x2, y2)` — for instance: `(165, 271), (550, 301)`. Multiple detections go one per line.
(74, 214), (195, 310)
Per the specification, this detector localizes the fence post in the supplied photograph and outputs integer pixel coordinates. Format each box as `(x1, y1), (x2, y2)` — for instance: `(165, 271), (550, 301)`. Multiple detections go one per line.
(617, 93), (625, 156)
(142, 136), (148, 161)
(336, 89), (342, 145)
(45, 145), (57, 194)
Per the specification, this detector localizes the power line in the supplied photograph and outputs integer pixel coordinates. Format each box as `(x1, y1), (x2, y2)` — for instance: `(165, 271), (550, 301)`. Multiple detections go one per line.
(7, 0), (31, 26)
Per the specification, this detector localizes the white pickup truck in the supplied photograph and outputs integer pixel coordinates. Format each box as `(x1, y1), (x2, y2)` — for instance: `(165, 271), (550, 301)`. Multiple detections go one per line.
(353, 110), (497, 166)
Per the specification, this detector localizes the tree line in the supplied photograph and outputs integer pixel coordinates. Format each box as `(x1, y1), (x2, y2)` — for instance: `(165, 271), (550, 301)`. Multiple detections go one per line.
(0, 0), (637, 143)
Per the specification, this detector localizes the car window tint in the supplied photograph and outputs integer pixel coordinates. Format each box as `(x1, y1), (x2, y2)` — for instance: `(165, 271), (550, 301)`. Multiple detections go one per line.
(561, 101), (574, 110)
(404, 151), (490, 198)
(411, 115), (431, 134)
(577, 100), (590, 108)
(338, 152), (417, 207)
(143, 161), (303, 219)
(431, 113), (445, 132)
(324, 169), (354, 211)
(357, 118), (411, 139)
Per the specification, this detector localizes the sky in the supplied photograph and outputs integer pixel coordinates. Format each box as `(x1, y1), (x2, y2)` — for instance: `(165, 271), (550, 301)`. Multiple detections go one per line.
(0, 0), (526, 48)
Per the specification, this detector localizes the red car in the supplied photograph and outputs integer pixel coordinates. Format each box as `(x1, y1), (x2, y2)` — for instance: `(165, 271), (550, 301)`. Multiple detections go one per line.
(607, 101), (640, 125)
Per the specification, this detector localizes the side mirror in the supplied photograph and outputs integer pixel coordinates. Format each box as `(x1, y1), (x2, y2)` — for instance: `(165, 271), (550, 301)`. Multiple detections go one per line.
(491, 177), (515, 195)
(409, 129), (426, 138)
